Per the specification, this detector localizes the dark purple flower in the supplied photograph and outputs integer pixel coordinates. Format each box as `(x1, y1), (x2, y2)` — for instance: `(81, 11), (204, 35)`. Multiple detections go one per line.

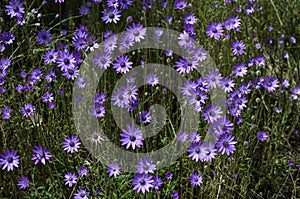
(256, 131), (268, 142)
(206, 22), (223, 40)
(136, 157), (156, 174)
(204, 70), (223, 89)
(172, 191), (179, 199)
(151, 175), (163, 190)
(56, 51), (76, 71)
(224, 16), (241, 31)
(137, 110), (152, 125)
(288, 160), (294, 166)
(216, 134), (237, 155)
(79, 5), (89, 15)
(2, 106), (11, 119)
(188, 89), (207, 112)
(42, 92), (54, 103)
(131, 173), (154, 193)
(113, 55), (133, 73)
(190, 171), (202, 186)
(178, 31), (195, 49)
(184, 12), (197, 25)
(31, 145), (51, 165)
(120, 124), (144, 149)
(188, 141), (208, 162)
(106, 162), (121, 177)
(221, 77), (235, 93)
(91, 104), (106, 118)
(93, 52), (112, 69)
(17, 176), (30, 189)
(203, 142), (217, 162)
(62, 66), (79, 80)
(43, 49), (58, 65)
(244, 3), (255, 15)
(174, 0), (187, 10)
(101, 8), (121, 24)
(146, 73), (159, 87)
(64, 172), (78, 187)
(62, 135), (81, 153)
(202, 104), (223, 124)
(0, 149), (19, 171)
(262, 76), (279, 92)
(119, 0), (133, 9)
(77, 166), (88, 177)
(5, 0), (25, 18)
(165, 171), (173, 180)
(0, 32), (15, 45)
(74, 188), (89, 199)
(94, 92), (106, 104)
(36, 29), (52, 45)
(231, 40), (246, 56)
(111, 87), (129, 108)
(233, 62), (247, 77)
(20, 103), (35, 117)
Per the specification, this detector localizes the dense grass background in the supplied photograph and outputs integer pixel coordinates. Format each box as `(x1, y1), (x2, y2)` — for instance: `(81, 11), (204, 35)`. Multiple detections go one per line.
(0, 0), (300, 198)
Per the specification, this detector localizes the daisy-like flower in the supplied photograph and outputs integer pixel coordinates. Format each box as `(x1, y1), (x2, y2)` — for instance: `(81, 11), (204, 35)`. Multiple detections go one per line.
(113, 55), (133, 74)
(111, 87), (130, 108)
(192, 47), (208, 63)
(221, 77), (235, 93)
(224, 16), (241, 31)
(181, 80), (197, 97)
(0, 32), (15, 45)
(202, 104), (223, 124)
(119, 0), (133, 9)
(188, 89), (208, 112)
(17, 176), (30, 189)
(215, 134), (237, 156)
(0, 149), (19, 172)
(172, 191), (179, 199)
(62, 66), (79, 80)
(62, 135), (81, 153)
(101, 8), (121, 24)
(106, 162), (121, 177)
(206, 22), (223, 40)
(2, 106), (11, 120)
(202, 142), (217, 162)
(256, 131), (268, 142)
(178, 31), (195, 49)
(135, 157), (156, 174)
(231, 40), (246, 56)
(120, 124), (144, 149)
(131, 173), (154, 193)
(5, 0), (25, 18)
(125, 22), (146, 43)
(20, 103), (35, 118)
(74, 188), (89, 199)
(151, 176), (163, 190)
(187, 141), (208, 162)
(76, 77), (87, 89)
(56, 51), (77, 71)
(146, 73), (159, 87)
(137, 110), (152, 125)
(87, 132), (105, 146)
(174, 0), (187, 10)
(262, 76), (279, 92)
(189, 171), (202, 186)
(165, 171), (173, 180)
(31, 145), (51, 165)
(233, 62), (247, 77)
(176, 131), (189, 143)
(64, 172), (78, 187)
(91, 103), (106, 118)
(43, 49), (58, 65)
(93, 51), (112, 69)
(42, 92), (54, 103)
(204, 70), (223, 89)
(94, 92), (106, 104)
(175, 57), (198, 74)
(36, 29), (52, 45)
(77, 166), (88, 177)
(184, 12), (197, 25)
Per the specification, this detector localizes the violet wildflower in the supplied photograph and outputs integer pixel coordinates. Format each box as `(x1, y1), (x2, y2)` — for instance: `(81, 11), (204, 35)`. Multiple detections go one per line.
(74, 188), (89, 199)
(146, 73), (159, 87)
(137, 111), (152, 125)
(262, 76), (279, 92)
(56, 51), (76, 71)
(189, 171), (202, 186)
(17, 176), (30, 189)
(0, 32), (15, 45)
(131, 173), (154, 193)
(106, 162), (121, 177)
(5, 0), (25, 18)
(231, 40), (246, 56)
(2, 106), (11, 119)
(172, 191), (179, 199)
(151, 176), (163, 190)
(188, 141), (208, 162)
(125, 22), (146, 43)
(101, 8), (121, 24)
(42, 92), (54, 103)
(93, 52), (112, 69)
(202, 104), (223, 124)
(91, 104), (106, 118)
(113, 55), (133, 74)
(64, 172), (78, 187)
(176, 132), (189, 143)
(44, 49), (58, 65)
(216, 134), (237, 156)
(78, 166), (88, 177)
(204, 70), (223, 89)
(136, 157), (156, 174)
(0, 149), (19, 171)
(31, 145), (51, 165)
(206, 22), (223, 40)
(178, 31), (195, 49)
(233, 62), (247, 77)
(120, 124), (144, 149)
(256, 131), (268, 142)
(20, 103), (35, 118)
(62, 135), (81, 153)
(174, 0), (187, 10)
(224, 16), (241, 31)
(36, 29), (52, 45)
(221, 77), (235, 93)
(165, 172), (173, 180)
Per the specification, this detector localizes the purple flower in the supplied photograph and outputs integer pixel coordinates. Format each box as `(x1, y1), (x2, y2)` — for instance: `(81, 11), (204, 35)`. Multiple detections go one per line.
(131, 173), (154, 193)
(188, 141), (208, 162)
(202, 104), (223, 124)
(0, 32), (15, 45)
(43, 49), (58, 65)
(262, 76), (279, 92)
(94, 92), (106, 104)
(204, 70), (223, 89)
(17, 176), (30, 189)
(119, 0), (133, 9)
(151, 176), (163, 190)
(20, 103), (35, 117)
(181, 80), (197, 97)
(231, 40), (246, 56)
(136, 157), (156, 174)
(221, 77), (235, 93)
(62, 135), (81, 153)
(56, 51), (76, 71)
(175, 57), (197, 74)
(184, 12), (197, 25)
(176, 132), (189, 143)
(216, 135), (237, 156)
(77, 166), (88, 177)
(111, 87), (129, 108)
(2, 106), (11, 119)
(188, 89), (207, 112)
(233, 62), (247, 77)
(125, 22), (146, 43)
(64, 172), (78, 187)
(76, 77), (87, 88)
(91, 103), (106, 118)
(189, 171), (202, 186)
(62, 67), (79, 80)
(74, 188), (89, 199)
(178, 31), (195, 49)
(224, 16), (241, 31)
(106, 162), (121, 177)
(0, 149), (19, 172)
(31, 145), (51, 165)
(101, 8), (121, 24)
(79, 5), (89, 15)
(256, 131), (268, 142)
(146, 73), (159, 87)
(165, 171), (173, 180)
(36, 29), (52, 45)
(137, 110), (152, 125)
(42, 92), (54, 103)
(202, 142), (217, 162)
(288, 160), (294, 166)
(120, 124), (144, 149)
(113, 55), (133, 74)
(174, 0), (187, 10)
(93, 52), (112, 69)
(172, 191), (179, 199)
(206, 22), (223, 40)
(5, 0), (25, 18)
